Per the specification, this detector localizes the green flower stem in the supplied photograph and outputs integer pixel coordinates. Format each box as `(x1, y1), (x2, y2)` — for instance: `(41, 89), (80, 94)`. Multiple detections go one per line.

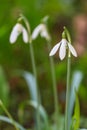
(0, 100), (19, 130)
(64, 27), (71, 130)
(20, 15), (40, 130)
(47, 41), (59, 130)
(65, 56), (71, 130)
(29, 40), (41, 130)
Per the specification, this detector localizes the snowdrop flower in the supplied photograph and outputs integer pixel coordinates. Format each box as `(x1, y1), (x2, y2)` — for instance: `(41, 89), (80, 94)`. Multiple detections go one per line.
(49, 38), (77, 60)
(32, 23), (50, 41)
(10, 23), (28, 43)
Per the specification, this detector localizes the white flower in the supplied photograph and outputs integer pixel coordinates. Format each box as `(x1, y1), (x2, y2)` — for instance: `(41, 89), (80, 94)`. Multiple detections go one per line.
(49, 38), (77, 60)
(32, 23), (50, 41)
(10, 23), (28, 43)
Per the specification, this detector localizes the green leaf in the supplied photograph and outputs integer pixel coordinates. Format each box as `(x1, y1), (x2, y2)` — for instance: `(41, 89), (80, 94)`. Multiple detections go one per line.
(18, 100), (49, 130)
(0, 115), (26, 130)
(71, 91), (80, 130)
(68, 70), (83, 128)
(15, 70), (40, 102)
(22, 71), (39, 102)
(28, 100), (50, 130)
(0, 66), (9, 111)
(29, 100), (48, 123)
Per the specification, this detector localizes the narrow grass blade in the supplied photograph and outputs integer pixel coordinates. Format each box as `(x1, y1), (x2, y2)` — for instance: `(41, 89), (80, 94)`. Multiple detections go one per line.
(68, 70), (83, 129)
(71, 91), (80, 130)
(22, 71), (38, 101)
(18, 100), (49, 130)
(0, 66), (9, 111)
(0, 115), (26, 130)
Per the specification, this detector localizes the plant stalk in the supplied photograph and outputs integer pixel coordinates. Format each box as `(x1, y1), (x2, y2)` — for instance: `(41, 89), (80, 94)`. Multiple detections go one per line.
(21, 15), (40, 130)
(47, 41), (59, 130)
(65, 56), (71, 130)
(64, 26), (72, 130)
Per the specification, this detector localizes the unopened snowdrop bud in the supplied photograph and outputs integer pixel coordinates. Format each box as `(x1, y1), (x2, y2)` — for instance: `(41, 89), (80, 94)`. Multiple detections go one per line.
(49, 38), (77, 60)
(32, 24), (51, 41)
(10, 23), (28, 44)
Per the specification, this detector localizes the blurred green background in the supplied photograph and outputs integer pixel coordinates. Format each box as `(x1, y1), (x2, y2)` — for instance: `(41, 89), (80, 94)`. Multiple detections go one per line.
(0, 0), (87, 129)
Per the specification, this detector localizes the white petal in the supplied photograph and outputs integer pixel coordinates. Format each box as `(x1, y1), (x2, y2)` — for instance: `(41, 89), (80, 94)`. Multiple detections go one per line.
(49, 42), (61, 56)
(59, 39), (66, 60)
(9, 23), (20, 43)
(67, 42), (77, 57)
(41, 30), (47, 37)
(22, 27), (28, 43)
(32, 24), (43, 40)
(10, 31), (18, 44)
(41, 30), (50, 41)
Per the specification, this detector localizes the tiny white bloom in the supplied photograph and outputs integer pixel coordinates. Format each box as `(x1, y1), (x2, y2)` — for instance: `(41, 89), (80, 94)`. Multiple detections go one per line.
(10, 23), (28, 43)
(49, 39), (77, 60)
(32, 23), (50, 41)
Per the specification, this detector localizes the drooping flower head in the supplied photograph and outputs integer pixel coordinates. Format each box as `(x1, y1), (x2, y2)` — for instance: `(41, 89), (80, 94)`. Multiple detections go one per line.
(10, 23), (28, 44)
(49, 29), (77, 60)
(32, 16), (51, 41)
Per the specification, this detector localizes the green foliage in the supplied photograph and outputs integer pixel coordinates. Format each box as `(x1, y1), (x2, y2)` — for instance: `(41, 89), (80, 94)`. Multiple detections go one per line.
(21, 71), (39, 102)
(71, 92), (80, 130)
(18, 100), (49, 130)
(0, 115), (26, 130)
(0, 0), (87, 129)
(0, 66), (9, 111)
(68, 70), (83, 128)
